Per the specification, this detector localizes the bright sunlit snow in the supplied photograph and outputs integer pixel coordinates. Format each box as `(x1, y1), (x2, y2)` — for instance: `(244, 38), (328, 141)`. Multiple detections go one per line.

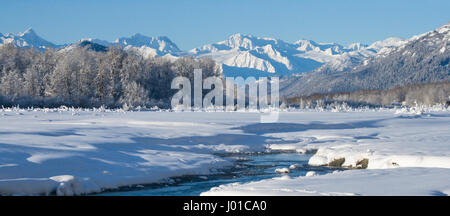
(0, 106), (449, 195)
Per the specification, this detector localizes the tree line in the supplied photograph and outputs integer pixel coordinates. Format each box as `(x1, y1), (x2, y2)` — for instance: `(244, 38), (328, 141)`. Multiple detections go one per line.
(284, 81), (450, 108)
(0, 44), (219, 108)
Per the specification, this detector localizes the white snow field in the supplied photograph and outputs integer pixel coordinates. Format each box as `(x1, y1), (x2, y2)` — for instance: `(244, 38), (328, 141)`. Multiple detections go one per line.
(0, 106), (449, 195)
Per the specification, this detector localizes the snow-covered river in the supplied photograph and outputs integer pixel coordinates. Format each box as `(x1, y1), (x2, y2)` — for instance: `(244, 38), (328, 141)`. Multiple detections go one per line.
(96, 152), (342, 196)
(1, 108), (449, 196)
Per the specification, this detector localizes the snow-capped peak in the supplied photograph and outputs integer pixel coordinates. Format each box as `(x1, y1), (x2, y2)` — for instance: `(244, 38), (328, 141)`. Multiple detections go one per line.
(115, 33), (181, 54)
(220, 33), (283, 50)
(346, 43), (368, 51)
(294, 39), (320, 51)
(225, 33), (253, 49)
(79, 38), (93, 42)
(0, 28), (58, 50)
(18, 27), (37, 37)
(367, 37), (407, 51)
(294, 40), (365, 54)
(436, 22), (450, 34)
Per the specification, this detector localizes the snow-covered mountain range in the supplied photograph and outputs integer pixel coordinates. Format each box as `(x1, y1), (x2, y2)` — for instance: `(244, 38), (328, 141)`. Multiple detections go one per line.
(189, 33), (408, 76)
(0, 28), (408, 77)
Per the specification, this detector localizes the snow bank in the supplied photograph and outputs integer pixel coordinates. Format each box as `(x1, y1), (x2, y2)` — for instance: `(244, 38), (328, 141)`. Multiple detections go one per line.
(274, 168), (290, 174)
(263, 110), (450, 170)
(305, 171), (317, 177)
(201, 168), (450, 196)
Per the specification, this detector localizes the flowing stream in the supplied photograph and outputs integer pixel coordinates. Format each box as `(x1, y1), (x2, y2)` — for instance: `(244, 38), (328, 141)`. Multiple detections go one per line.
(96, 152), (342, 196)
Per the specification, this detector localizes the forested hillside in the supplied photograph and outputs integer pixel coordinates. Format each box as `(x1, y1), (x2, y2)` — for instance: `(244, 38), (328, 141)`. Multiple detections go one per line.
(280, 23), (450, 97)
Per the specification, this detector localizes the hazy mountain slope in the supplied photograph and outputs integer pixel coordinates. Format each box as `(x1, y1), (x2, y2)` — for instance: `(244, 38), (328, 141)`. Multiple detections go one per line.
(280, 23), (450, 97)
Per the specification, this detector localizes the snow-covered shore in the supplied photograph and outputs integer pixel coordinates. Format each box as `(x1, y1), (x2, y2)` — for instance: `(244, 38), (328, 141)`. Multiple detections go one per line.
(0, 107), (449, 195)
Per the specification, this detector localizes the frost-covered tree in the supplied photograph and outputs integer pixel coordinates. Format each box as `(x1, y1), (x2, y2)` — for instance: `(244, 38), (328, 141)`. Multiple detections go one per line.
(1, 69), (23, 99)
(120, 81), (150, 108)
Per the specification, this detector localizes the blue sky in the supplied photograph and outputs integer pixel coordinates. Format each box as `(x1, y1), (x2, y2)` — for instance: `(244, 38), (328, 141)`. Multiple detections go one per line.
(1, 0), (449, 50)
